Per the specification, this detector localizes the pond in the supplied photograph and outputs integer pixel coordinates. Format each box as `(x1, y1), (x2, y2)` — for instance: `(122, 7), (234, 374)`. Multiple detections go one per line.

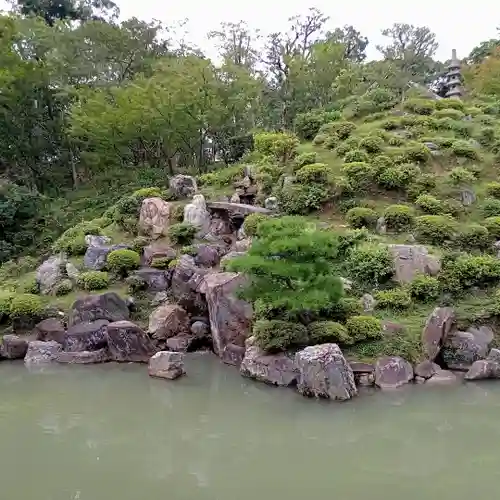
(1, 353), (499, 500)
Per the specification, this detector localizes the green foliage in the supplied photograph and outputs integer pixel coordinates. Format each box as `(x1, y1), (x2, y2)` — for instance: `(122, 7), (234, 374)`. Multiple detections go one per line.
(307, 321), (352, 345)
(415, 194), (446, 214)
(454, 224), (491, 251)
(477, 126), (496, 146)
(404, 98), (435, 115)
(0, 292), (15, 320)
(484, 216), (500, 239)
(254, 132), (299, 163)
(383, 205), (415, 232)
(375, 288), (412, 310)
(448, 167), (476, 185)
(54, 279), (73, 296)
(345, 243), (394, 287)
(168, 223), (197, 245)
(151, 257), (171, 269)
(77, 271), (109, 291)
(433, 108), (465, 120)
(485, 182), (500, 199)
(252, 320), (308, 352)
(397, 143), (431, 164)
(451, 140), (480, 160)
(131, 236), (150, 254)
(106, 249), (140, 276)
(435, 99), (465, 111)
(9, 293), (43, 319)
(53, 220), (104, 255)
(359, 135), (384, 153)
(125, 274), (147, 294)
(312, 133), (328, 145)
(415, 215), (458, 245)
(408, 274), (440, 302)
(377, 163), (420, 191)
(345, 316), (382, 343)
(440, 254), (500, 292)
(480, 198), (500, 218)
(341, 162), (375, 191)
(0, 256), (38, 282)
(346, 207), (378, 229)
(276, 182), (329, 215)
(295, 163), (331, 184)
(407, 173), (437, 200)
(293, 152), (318, 170)
(294, 110), (341, 140)
(20, 277), (39, 294)
(226, 216), (344, 319)
(243, 213), (270, 237)
(198, 165), (244, 187)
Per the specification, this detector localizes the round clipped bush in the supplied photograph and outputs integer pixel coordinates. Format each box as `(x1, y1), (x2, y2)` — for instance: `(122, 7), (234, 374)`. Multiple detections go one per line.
(276, 183), (329, 215)
(344, 149), (370, 163)
(323, 135), (339, 149)
(433, 108), (465, 120)
(407, 173), (437, 200)
(383, 205), (415, 232)
(484, 216), (500, 239)
(480, 198), (500, 218)
(454, 224), (491, 251)
(415, 194), (446, 215)
(375, 288), (412, 310)
(125, 274), (147, 294)
(295, 163), (330, 184)
(409, 274), (440, 302)
(398, 143), (431, 164)
(106, 249), (140, 276)
(254, 132), (299, 163)
(294, 111), (342, 140)
(359, 135), (385, 154)
(346, 207), (378, 229)
(131, 236), (150, 254)
(151, 257), (173, 269)
(334, 121), (356, 140)
(307, 321), (352, 346)
(252, 319), (309, 352)
(168, 222), (197, 245)
(486, 182), (500, 199)
(440, 254), (500, 292)
(54, 279), (73, 296)
(0, 291), (15, 320)
(9, 293), (43, 319)
(448, 167), (475, 185)
(451, 140), (480, 160)
(243, 213), (270, 237)
(77, 271), (109, 291)
(345, 316), (383, 343)
(293, 151), (318, 170)
(415, 215), (458, 245)
(435, 99), (465, 112)
(345, 244), (394, 287)
(404, 98), (435, 115)
(377, 163), (420, 191)
(334, 137), (359, 157)
(341, 162), (375, 191)
(52, 220), (104, 256)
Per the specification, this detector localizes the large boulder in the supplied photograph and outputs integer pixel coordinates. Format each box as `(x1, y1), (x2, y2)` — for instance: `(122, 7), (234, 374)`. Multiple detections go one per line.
(240, 337), (298, 386)
(295, 344), (357, 401)
(193, 243), (226, 268)
(139, 197), (172, 239)
(56, 348), (110, 364)
(148, 304), (190, 341)
(388, 244), (441, 284)
(414, 360), (440, 379)
(142, 242), (176, 266)
(183, 194), (210, 237)
(199, 272), (252, 365)
(24, 341), (62, 365)
(68, 292), (129, 326)
(148, 351), (185, 380)
(465, 348), (500, 380)
(169, 174), (198, 199)
(34, 318), (66, 344)
(63, 320), (109, 352)
(1, 334), (28, 359)
(442, 326), (493, 370)
(84, 243), (129, 271)
(106, 321), (157, 362)
(374, 356), (414, 389)
(133, 267), (169, 292)
(421, 307), (456, 361)
(36, 254), (66, 294)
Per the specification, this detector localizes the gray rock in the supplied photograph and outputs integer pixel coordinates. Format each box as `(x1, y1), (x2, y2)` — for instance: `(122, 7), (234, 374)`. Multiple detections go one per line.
(206, 201), (272, 216)
(295, 344), (357, 400)
(66, 262), (80, 280)
(464, 348), (500, 380)
(194, 243), (225, 267)
(84, 243), (129, 271)
(421, 307), (456, 361)
(240, 337), (298, 386)
(24, 341), (62, 365)
(56, 348), (110, 364)
(169, 174), (198, 198)
(183, 194), (210, 237)
(460, 188), (476, 206)
(361, 293), (376, 313)
(85, 235), (111, 247)
(36, 254), (66, 294)
(1, 335), (28, 359)
(426, 369), (459, 385)
(133, 267), (169, 292)
(148, 304), (190, 340)
(264, 196), (278, 211)
(34, 318), (66, 344)
(148, 351), (185, 380)
(63, 320), (109, 352)
(151, 291), (169, 307)
(375, 356), (414, 389)
(442, 328), (492, 370)
(68, 292), (129, 326)
(165, 336), (195, 352)
(142, 242), (176, 266)
(414, 360), (440, 379)
(233, 238), (252, 252)
(376, 217), (387, 234)
(220, 251), (246, 268)
(423, 141), (439, 151)
(388, 244), (441, 284)
(230, 192), (241, 203)
(106, 321), (157, 362)
(190, 320), (209, 337)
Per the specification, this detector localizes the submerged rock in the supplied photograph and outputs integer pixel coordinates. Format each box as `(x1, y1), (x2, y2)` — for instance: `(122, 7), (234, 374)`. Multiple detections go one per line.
(106, 320), (157, 363)
(24, 341), (62, 364)
(426, 369), (459, 385)
(1, 334), (28, 359)
(56, 348), (110, 364)
(68, 292), (129, 326)
(374, 356), (414, 389)
(414, 360), (440, 379)
(421, 307), (456, 361)
(148, 351), (185, 380)
(295, 344), (357, 401)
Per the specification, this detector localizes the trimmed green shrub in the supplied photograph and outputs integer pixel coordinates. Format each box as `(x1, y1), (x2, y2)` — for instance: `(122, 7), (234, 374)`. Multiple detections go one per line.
(415, 194), (446, 215)
(77, 271), (109, 291)
(307, 321), (352, 345)
(375, 288), (412, 310)
(334, 137), (359, 157)
(151, 257), (171, 269)
(0, 256), (38, 281)
(9, 293), (43, 319)
(415, 215), (458, 245)
(454, 224), (491, 251)
(341, 162), (375, 191)
(433, 108), (465, 120)
(397, 143), (431, 164)
(344, 149), (370, 163)
(359, 136), (384, 154)
(252, 319), (309, 352)
(451, 140), (480, 160)
(132, 187), (165, 199)
(254, 132), (299, 163)
(486, 182), (500, 199)
(480, 198), (500, 218)
(243, 213), (270, 237)
(54, 279), (73, 296)
(346, 207), (378, 229)
(345, 244), (394, 286)
(107, 249), (140, 276)
(388, 134), (404, 146)
(345, 316), (383, 343)
(198, 164), (244, 187)
(334, 121), (357, 140)
(407, 173), (437, 200)
(435, 99), (465, 111)
(0, 291), (15, 320)
(168, 222), (197, 245)
(125, 274), (147, 294)
(294, 110), (341, 140)
(170, 204), (185, 223)
(409, 274), (440, 302)
(20, 277), (39, 294)
(296, 163), (330, 184)
(384, 205), (415, 232)
(404, 98), (435, 115)
(477, 126), (496, 147)
(323, 135), (339, 149)
(377, 163), (420, 191)
(484, 217), (500, 239)
(276, 183), (330, 215)
(293, 152), (318, 170)
(448, 167), (476, 185)
(53, 221), (104, 256)
(131, 236), (150, 254)
(440, 254), (500, 292)
(312, 133), (328, 145)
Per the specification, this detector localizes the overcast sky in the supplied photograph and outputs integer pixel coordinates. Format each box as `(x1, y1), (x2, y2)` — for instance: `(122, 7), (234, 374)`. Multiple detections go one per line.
(1, 0), (499, 61)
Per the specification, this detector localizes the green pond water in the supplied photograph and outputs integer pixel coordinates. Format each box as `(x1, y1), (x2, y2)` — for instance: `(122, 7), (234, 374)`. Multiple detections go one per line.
(1, 353), (499, 500)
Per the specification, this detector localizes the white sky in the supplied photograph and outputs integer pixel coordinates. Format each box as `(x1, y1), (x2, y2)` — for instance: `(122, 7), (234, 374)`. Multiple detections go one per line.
(1, 0), (499, 61)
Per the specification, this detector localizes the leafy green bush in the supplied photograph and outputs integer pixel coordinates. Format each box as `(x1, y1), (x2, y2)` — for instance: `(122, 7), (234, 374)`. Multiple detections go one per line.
(484, 217), (500, 239)
(312, 133), (328, 145)
(486, 182), (500, 199)
(409, 274), (440, 302)
(323, 135), (339, 149)
(477, 126), (496, 147)
(243, 213), (270, 237)
(252, 319), (309, 352)
(20, 277), (39, 294)
(106, 249), (140, 276)
(334, 137), (359, 156)
(53, 220), (104, 256)
(168, 223), (197, 245)
(433, 108), (465, 120)
(9, 293), (43, 319)
(397, 143), (431, 164)
(198, 164), (244, 187)
(451, 140), (480, 160)
(125, 274), (147, 294)
(294, 110), (341, 140)
(150, 257), (171, 269)
(407, 173), (437, 200)
(77, 271), (109, 291)
(388, 134), (404, 146)
(131, 236), (150, 254)
(0, 291), (15, 320)
(448, 167), (476, 185)
(276, 183), (330, 215)
(345, 243), (394, 287)
(415, 215), (458, 245)
(345, 316), (382, 343)
(307, 321), (352, 345)
(415, 194), (446, 215)
(480, 198), (500, 218)
(341, 162), (375, 191)
(404, 98), (435, 115)
(375, 288), (412, 310)
(435, 99), (465, 111)
(334, 121), (357, 140)
(377, 163), (420, 191)
(346, 207), (378, 229)
(54, 279), (73, 296)
(440, 254), (500, 292)
(383, 205), (415, 232)
(293, 151), (318, 170)
(454, 224), (491, 251)
(344, 149), (370, 163)
(359, 136), (384, 153)
(254, 132), (299, 163)
(296, 163), (330, 184)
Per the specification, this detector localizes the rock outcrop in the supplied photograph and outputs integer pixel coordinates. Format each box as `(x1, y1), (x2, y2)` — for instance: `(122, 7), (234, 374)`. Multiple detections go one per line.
(1, 334), (28, 359)
(139, 197), (172, 239)
(169, 174), (198, 198)
(133, 267), (169, 292)
(36, 254), (66, 294)
(105, 321), (157, 362)
(68, 292), (129, 326)
(295, 344), (357, 401)
(84, 242), (129, 271)
(56, 348), (110, 364)
(24, 341), (62, 364)
(34, 318), (66, 344)
(441, 326), (493, 370)
(388, 244), (441, 284)
(183, 194), (210, 236)
(148, 351), (185, 379)
(63, 320), (109, 352)
(421, 307), (456, 361)
(465, 348), (500, 380)
(142, 242), (176, 266)
(148, 304), (190, 340)
(374, 356), (414, 389)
